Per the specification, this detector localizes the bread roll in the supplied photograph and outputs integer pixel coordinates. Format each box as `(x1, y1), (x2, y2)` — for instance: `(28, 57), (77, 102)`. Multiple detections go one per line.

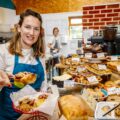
(59, 95), (94, 120)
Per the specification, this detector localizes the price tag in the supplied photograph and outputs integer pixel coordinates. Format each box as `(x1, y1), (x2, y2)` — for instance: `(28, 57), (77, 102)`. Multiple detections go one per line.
(87, 76), (98, 83)
(117, 88), (120, 95)
(77, 66), (86, 72)
(117, 65), (120, 71)
(107, 87), (117, 95)
(111, 56), (118, 61)
(71, 57), (80, 62)
(85, 53), (92, 58)
(98, 64), (107, 70)
(64, 80), (74, 87)
(97, 53), (104, 58)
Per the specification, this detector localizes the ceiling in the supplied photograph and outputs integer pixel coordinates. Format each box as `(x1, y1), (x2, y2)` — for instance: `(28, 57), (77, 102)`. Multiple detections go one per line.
(12, 0), (120, 14)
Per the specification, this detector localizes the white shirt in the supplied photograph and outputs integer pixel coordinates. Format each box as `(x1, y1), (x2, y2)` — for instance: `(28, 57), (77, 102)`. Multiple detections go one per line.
(0, 43), (45, 74)
(49, 35), (62, 49)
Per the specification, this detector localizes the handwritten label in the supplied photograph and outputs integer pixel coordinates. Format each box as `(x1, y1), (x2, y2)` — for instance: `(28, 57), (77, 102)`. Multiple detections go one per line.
(98, 64), (107, 70)
(87, 76), (98, 83)
(64, 80), (74, 87)
(71, 57), (80, 62)
(97, 53), (104, 58)
(117, 65), (120, 71)
(117, 88), (120, 95)
(107, 87), (118, 95)
(77, 66), (86, 72)
(111, 56), (118, 61)
(85, 53), (92, 58)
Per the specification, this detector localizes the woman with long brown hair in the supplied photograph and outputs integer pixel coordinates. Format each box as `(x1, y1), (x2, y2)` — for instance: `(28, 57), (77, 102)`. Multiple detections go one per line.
(0, 9), (45, 119)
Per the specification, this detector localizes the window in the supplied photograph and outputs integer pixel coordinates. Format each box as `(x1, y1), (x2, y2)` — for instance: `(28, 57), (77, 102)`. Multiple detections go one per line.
(69, 16), (82, 39)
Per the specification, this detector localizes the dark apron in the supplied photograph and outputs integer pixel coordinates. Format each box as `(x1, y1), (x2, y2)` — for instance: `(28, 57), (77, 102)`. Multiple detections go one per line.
(0, 55), (44, 120)
(50, 40), (59, 55)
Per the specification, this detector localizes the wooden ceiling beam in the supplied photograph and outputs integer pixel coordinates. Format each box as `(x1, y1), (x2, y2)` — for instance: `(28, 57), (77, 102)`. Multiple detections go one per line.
(12, 0), (120, 14)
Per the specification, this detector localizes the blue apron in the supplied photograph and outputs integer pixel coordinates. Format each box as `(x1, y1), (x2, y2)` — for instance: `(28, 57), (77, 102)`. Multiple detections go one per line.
(0, 55), (44, 120)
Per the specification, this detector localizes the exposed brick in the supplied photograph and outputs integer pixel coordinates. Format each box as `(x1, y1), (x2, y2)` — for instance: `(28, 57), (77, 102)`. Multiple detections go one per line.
(95, 14), (105, 18)
(89, 26), (99, 30)
(83, 3), (120, 30)
(106, 21), (119, 25)
(114, 9), (120, 12)
(94, 22), (105, 26)
(89, 10), (99, 14)
(107, 4), (119, 8)
(82, 19), (87, 22)
(82, 15), (93, 18)
(83, 6), (93, 10)
(107, 13), (119, 17)
(89, 19), (99, 22)
(83, 11), (88, 14)
(113, 17), (120, 21)
(101, 9), (112, 13)
(95, 5), (106, 9)
(100, 26), (106, 29)
(83, 27), (88, 29)
(101, 18), (112, 21)
(83, 23), (93, 26)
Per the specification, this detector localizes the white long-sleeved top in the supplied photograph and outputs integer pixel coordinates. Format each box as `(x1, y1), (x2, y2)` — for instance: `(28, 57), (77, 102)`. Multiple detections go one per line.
(0, 43), (45, 74)
(49, 35), (62, 49)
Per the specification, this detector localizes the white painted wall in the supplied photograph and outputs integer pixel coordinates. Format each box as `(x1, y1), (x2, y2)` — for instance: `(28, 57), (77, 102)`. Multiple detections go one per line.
(0, 7), (82, 56)
(42, 11), (82, 55)
(0, 7), (19, 32)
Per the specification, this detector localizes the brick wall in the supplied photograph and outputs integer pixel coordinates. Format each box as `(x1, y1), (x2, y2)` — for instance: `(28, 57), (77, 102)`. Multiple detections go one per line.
(83, 3), (120, 30)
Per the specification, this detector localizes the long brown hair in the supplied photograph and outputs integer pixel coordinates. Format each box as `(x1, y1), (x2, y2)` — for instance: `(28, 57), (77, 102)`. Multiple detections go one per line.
(8, 9), (45, 57)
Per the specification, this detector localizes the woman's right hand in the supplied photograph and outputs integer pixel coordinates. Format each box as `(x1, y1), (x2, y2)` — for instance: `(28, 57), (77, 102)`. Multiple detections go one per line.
(0, 70), (12, 87)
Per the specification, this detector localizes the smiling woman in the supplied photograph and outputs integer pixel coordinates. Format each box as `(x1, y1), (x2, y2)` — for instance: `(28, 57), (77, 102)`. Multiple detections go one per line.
(0, 9), (46, 120)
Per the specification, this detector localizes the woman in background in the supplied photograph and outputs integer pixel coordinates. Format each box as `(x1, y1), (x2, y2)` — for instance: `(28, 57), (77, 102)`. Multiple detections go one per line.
(48, 27), (62, 54)
(48, 27), (62, 67)
(0, 9), (45, 120)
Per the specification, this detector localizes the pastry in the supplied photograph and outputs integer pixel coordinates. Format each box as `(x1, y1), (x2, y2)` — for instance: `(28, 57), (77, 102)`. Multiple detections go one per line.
(115, 105), (120, 117)
(104, 81), (115, 88)
(102, 106), (111, 116)
(14, 72), (37, 87)
(59, 95), (94, 120)
(16, 94), (48, 113)
(107, 95), (120, 102)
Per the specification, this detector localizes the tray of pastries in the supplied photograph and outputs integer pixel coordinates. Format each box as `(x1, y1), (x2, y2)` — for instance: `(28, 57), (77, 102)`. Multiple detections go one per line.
(74, 71), (102, 86)
(81, 87), (108, 101)
(13, 93), (48, 113)
(85, 64), (112, 76)
(107, 62), (120, 74)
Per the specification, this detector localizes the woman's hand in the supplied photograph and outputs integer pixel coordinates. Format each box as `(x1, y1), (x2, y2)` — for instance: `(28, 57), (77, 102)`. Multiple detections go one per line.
(0, 70), (11, 87)
(48, 43), (52, 48)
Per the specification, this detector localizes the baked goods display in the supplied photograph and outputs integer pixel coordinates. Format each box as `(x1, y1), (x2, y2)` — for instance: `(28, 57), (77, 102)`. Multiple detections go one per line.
(74, 71), (102, 86)
(52, 55), (120, 119)
(65, 65), (87, 77)
(16, 94), (48, 113)
(85, 64), (112, 76)
(13, 72), (37, 88)
(107, 62), (120, 73)
(106, 95), (120, 102)
(104, 81), (116, 88)
(84, 88), (108, 101)
(59, 95), (94, 120)
(52, 74), (72, 88)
